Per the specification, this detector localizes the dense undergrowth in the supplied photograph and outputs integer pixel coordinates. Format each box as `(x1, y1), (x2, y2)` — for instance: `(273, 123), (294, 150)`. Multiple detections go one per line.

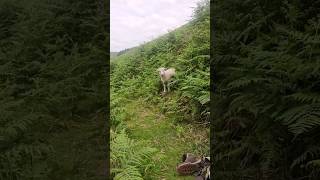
(0, 0), (108, 179)
(212, 0), (320, 179)
(110, 0), (210, 179)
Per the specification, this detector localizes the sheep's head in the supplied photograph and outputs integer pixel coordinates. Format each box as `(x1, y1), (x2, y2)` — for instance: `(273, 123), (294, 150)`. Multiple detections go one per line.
(157, 67), (166, 76)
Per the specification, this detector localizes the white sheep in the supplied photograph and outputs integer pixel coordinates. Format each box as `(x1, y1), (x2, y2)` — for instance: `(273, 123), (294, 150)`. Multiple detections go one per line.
(157, 67), (176, 93)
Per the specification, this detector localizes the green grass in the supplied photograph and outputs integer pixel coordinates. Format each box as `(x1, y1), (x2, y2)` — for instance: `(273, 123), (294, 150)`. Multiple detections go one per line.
(121, 96), (209, 179)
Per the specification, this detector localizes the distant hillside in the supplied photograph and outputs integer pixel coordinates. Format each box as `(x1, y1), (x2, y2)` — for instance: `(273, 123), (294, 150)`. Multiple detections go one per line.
(111, 47), (135, 59)
(110, 52), (118, 58)
(117, 47), (135, 56)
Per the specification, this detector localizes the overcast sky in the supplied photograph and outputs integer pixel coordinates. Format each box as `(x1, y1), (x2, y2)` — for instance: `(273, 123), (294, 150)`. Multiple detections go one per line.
(111, 0), (200, 52)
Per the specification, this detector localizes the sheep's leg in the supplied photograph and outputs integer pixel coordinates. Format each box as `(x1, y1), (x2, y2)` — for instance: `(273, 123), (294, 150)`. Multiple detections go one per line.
(167, 82), (170, 92)
(162, 81), (166, 93)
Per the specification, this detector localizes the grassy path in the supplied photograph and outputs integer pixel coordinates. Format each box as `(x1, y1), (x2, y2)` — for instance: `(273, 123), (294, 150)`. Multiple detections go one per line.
(123, 97), (209, 179)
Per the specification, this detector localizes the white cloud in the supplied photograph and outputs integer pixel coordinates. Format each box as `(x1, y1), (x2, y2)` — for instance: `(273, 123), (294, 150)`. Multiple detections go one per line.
(110, 0), (200, 52)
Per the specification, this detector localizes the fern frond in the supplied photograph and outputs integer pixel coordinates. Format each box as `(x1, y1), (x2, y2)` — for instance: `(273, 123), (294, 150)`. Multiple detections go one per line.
(113, 166), (144, 180)
(291, 147), (320, 169)
(111, 129), (157, 179)
(279, 104), (320, 136)
(287, 92), (320, 103)
(227, 77), (269, 89)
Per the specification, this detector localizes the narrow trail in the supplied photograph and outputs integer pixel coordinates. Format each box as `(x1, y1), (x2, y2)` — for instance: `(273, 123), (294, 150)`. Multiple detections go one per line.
(123, 97), (209, 179)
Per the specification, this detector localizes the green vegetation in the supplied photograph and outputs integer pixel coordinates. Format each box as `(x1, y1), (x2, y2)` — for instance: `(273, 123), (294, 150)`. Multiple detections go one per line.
(0, 0), (107, 179)
(212, 0), (320, 179)
(110, 0), (210, 179)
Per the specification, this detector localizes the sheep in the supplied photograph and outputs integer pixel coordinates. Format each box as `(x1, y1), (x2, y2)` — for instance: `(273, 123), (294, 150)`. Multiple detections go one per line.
(157, 67), (176, 94)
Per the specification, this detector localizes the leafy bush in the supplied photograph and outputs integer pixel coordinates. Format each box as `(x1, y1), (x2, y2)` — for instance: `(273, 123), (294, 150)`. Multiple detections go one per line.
(212, 0), (320, 179)
(0, 0), (108, 179)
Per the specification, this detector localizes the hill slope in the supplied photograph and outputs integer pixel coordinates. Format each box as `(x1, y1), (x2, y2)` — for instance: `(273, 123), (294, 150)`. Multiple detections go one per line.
(110, 0), (210, 179)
